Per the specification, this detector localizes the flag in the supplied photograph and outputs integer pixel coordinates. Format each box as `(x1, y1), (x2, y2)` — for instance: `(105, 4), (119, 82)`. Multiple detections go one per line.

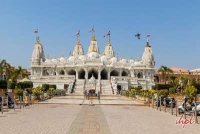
(147, 33), (150, 37)
(103, 31), (110, 37)
(75, 30), (80, 36)
(34, 29), (38, 33)
(89, 26), (95, 32)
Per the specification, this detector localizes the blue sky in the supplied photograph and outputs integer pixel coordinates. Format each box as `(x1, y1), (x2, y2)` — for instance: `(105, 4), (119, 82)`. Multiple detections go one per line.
(0, 0), (200, 70)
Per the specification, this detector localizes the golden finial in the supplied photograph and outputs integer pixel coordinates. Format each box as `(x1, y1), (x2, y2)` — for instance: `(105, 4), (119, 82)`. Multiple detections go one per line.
(107, 36), (111, 46)
(92, 34), (96, 41)
(91, 43), (96, 52)
(36, 36), (40, 43)
(77, 38), (81, 45)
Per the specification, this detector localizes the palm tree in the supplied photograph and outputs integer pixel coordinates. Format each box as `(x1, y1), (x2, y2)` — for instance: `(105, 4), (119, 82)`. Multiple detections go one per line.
(0, 59), (7, 80)
(11, 66), (28, 82)
(158, 66), (173, 84)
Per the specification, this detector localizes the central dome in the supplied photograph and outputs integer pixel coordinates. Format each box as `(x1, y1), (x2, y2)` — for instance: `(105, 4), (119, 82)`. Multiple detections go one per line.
(87, 52), (100, 60)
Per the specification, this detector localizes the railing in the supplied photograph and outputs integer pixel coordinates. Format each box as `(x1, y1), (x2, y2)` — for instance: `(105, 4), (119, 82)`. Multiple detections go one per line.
(109, 80), (114, 94)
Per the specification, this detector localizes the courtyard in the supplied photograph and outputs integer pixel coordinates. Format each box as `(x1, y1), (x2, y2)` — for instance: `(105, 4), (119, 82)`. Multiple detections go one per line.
(1, 95), (200, 134)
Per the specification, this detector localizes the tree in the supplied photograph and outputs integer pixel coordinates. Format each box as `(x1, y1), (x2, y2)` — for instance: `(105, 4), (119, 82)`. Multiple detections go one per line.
(158, 66), (173, 84)
(11, 66), (28, 82)
(0, 59), (7, 80)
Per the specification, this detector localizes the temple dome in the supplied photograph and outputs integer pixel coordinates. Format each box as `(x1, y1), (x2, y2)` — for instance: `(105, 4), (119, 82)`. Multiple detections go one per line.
(59, 56), (67, 62)
(121, 58), (127, 63)
(45, 59), (51, 63)
(45, 55), (51, 63)
(68, 56), (75, 61)
(100, 55), (107, 62)
(78, 55), (86, 61)
(87, 52), (100, 60)
(134, 60), (143, 65)
(110, 57), (117, 63)
(52, 57), (58, 62)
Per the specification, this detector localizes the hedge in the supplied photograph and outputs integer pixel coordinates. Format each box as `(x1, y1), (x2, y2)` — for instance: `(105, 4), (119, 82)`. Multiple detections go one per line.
(152, 84), (173, 90)
(17, 82), (33, 89)
(0, 80), (7, 89)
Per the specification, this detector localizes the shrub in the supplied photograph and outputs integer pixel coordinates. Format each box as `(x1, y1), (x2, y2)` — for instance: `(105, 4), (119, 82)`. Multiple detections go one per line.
(7, 81), (16, 89)
(42, 84), (49, 92)
(17, 82), (33, 89)
(53, 89), (66, 96)
(32, 86), (43, 99)
(0, 80), (7, 89)
(184, 84), (197, 104)
(157, 89), (169, 97)
(169, 87), (177, 95)
(49, 85), (56, 90)
(14, 87), (23, 97)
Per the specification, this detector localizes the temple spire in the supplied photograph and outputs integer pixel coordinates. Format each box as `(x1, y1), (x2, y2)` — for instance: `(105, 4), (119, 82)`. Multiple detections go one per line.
(89, 26), (96, 41)
(107, 35), (111, 46)
(146, 33), (151, 47)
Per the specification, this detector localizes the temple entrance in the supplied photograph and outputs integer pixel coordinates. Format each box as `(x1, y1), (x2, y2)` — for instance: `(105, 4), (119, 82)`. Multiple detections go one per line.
(101, 68), (108, 80)
(110, 70), (119, 77)
(122, 71), (128, 76)
(67, 69), (76, 76)
(78, 68), (85, 79)
(59, 70), (65, 75)
(88, 68), (98, 79)
(64, 84), (69, 93)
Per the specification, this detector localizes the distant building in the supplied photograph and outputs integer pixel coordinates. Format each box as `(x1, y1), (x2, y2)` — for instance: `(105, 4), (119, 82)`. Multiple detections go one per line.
(154, 67), (200, 84)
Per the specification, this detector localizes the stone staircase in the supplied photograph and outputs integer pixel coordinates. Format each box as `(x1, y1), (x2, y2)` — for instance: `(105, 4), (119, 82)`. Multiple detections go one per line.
(101, 80), (113, 95)
(74, 80), (85, 94)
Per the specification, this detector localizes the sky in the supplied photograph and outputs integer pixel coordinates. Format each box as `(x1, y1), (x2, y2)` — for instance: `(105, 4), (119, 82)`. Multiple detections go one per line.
(0, 0), (200, 70)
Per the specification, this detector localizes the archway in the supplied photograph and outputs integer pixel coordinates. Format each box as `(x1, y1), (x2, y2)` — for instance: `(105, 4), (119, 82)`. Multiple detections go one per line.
(101, 69), (108, 80)
(122, 71), (128, 76)
(78, 68), (85, 79)
(67, 69), (76, 76)
(43, 70), (49, 76)
(137, 72), (143, 78)
(88, 68), (98, 79)
(59, 70), (65, 75)
(110, 70), (119, 77)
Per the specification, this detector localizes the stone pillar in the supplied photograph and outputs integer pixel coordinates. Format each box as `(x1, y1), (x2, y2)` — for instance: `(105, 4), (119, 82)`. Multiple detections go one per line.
(119, 69), (122, 76)
(85, 70), (88, 79)
(98, 70), (101, 80)
(40, 68), (43, 76)
(107, 71), (110, 80)
(76, 70), (79, 79)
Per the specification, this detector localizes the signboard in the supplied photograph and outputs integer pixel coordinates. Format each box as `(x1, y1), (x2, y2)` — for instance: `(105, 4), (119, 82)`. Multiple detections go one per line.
(8, 89), (12, 93)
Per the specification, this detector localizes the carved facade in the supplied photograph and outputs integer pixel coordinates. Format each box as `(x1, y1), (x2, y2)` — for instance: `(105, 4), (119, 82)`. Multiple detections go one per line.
(30, 34), (156, 94)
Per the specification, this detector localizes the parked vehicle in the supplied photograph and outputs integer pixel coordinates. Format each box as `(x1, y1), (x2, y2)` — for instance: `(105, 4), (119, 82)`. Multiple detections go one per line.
(2, 93), (14, 109)
(156, 96), (176, 108)
(163, 98), (176, 108)
(177, 96), (199, 115)
(0, 96), (2, 111)
(192, 102), (200, 116)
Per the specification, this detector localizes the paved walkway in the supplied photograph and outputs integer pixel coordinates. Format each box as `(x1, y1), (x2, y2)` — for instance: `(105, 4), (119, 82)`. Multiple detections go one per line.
(1, 95), (200, 134)
(67, 105), (111, 134)
(39, 95), (141, 105)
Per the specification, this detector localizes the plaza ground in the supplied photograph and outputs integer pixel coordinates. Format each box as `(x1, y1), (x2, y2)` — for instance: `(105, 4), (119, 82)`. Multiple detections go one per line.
(1, 95), (200, 134)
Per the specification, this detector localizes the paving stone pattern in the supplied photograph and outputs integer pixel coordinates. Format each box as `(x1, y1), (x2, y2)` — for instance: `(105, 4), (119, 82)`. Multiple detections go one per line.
(66, 105), (111, 134)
